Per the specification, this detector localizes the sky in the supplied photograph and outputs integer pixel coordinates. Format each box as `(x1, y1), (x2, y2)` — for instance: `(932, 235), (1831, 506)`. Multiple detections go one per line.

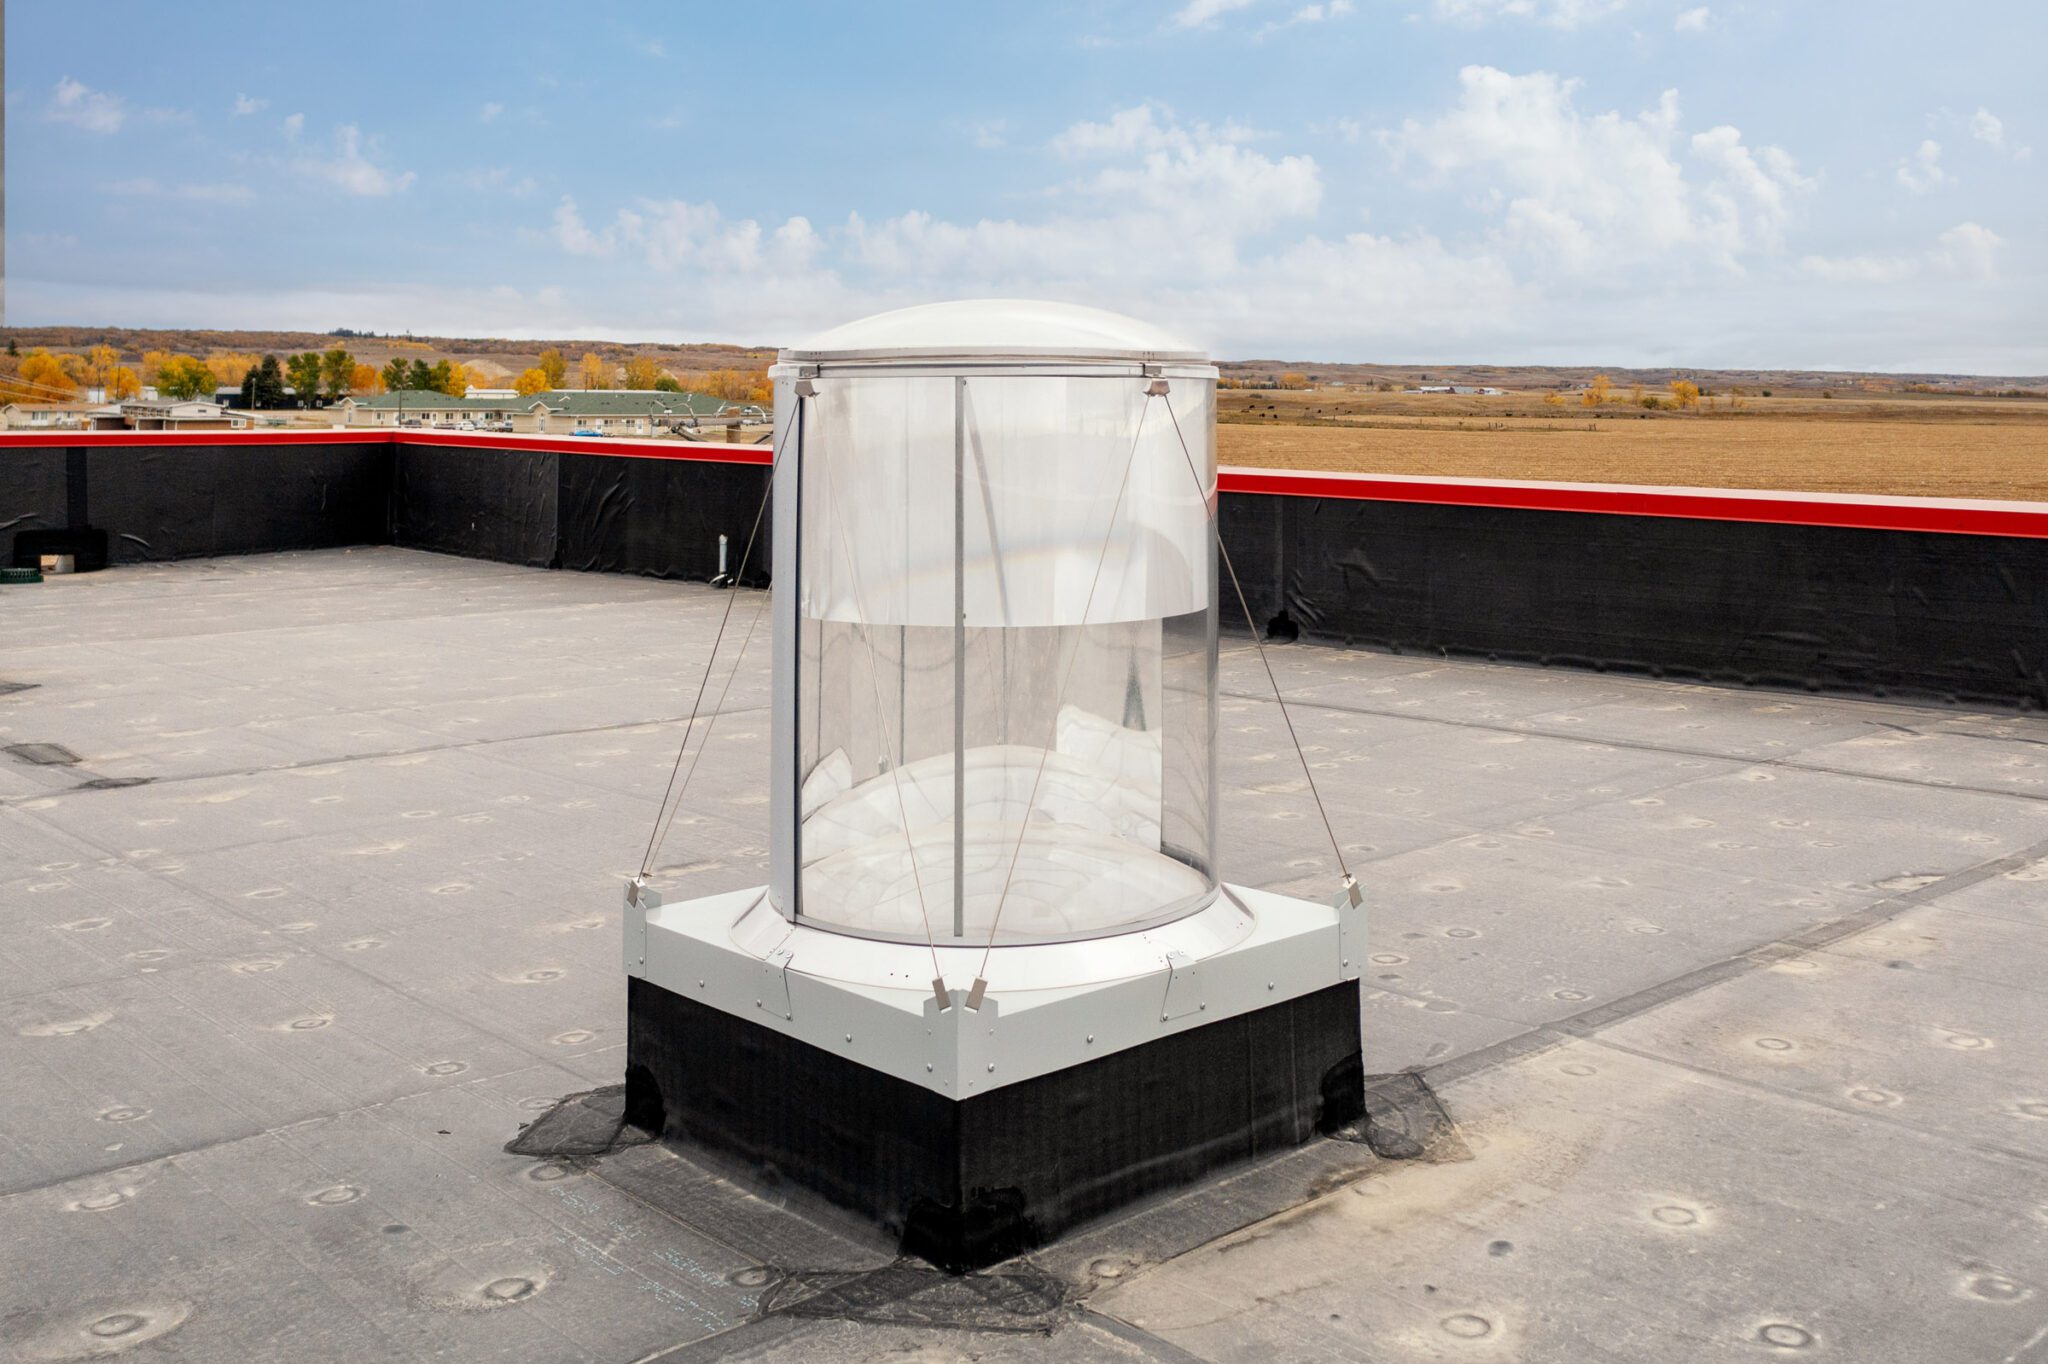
(8, 1), (2044, 371)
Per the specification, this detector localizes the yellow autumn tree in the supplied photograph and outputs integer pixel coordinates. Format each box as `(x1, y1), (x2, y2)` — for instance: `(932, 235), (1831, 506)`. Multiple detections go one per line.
(578, 352), (611, 390)
(1278, 372), (1311, 390)
(691, 367), (773, 403)
(140, 350), (174, 386)
(537, 348), (568, 388)
(439, 363), (473, 398)
(1542, 391), (1566, 409)
(207, 351), (259, 388)
(350, 362), (383, 394)
(513, 367), (551, 397)
(19, 350), (79, 399)
(107, 366), (142, 400)
(1669, 379), (1700, 410)
(1582, 375), (1613, 407)
(621, 355), (664, 390)
(78, 344), (123, 395)
(155, 355), (216, 401)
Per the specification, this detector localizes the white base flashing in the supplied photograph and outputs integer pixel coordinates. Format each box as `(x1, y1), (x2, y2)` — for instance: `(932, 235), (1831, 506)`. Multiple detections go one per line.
(625, 883), (1364, 1099)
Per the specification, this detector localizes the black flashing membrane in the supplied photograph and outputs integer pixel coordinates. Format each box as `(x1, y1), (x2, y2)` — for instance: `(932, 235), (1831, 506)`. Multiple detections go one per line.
(6, 435), (2045, 705)
(625, 975), (1365, 1273)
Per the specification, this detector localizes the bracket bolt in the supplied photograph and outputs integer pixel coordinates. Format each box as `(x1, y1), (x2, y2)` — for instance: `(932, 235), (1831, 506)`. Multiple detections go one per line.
(987, 1063), (996, 1073)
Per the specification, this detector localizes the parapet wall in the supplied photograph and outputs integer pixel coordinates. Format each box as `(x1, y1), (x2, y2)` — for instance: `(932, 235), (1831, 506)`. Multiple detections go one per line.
(5, 430), (2045, 709)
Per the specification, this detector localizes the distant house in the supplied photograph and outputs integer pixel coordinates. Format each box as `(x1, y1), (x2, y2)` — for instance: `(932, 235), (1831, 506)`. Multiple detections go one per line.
(93, 400), (249, 431)
(1, 401), (98, 431)
(526, 389), (747, 435)
(334, 390), (525, 428)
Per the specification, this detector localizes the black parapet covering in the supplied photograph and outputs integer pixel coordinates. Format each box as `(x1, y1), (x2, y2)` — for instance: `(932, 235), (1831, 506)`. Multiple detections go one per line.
(84, 442), (390, 563)
(557, 452), (772, 585)
(7, 434), (2048, 706)
(0, 445), (71, 565)
(390, 441), (559, 567)
(1217, 491), (2048, 710)
(624, 975), (1364, 1274)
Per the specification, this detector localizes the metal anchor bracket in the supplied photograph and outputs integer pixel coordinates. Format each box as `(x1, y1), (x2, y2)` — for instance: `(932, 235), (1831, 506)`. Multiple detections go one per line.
(1161, 949), (1205, 1021)
(623, 877), (658, 969)
(758, 945), (795, 1020)
(1334, 874), (1364, 980)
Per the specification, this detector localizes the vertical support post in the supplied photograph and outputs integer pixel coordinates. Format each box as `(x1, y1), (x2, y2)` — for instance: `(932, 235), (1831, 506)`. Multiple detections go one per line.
(781, 389), (808, 923)
(952, 376), (967, 940)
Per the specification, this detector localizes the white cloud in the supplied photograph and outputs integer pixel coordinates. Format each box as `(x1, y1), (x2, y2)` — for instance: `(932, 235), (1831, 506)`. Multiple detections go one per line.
(1967, 106), (2031, 161)
(519, 91), (1887, 360)
(46, 77), (126, 134)
(1430, 0), (1630, 28)
(553, 197), (612, 256)
(103, 177), (255, 204)
(1172, 0), (1257, 27)
(1261, 0), (1356, 36)
(1381, 67), (1809, 270)
(969, 119), (1007, 150)
(1051, 103), (1259, 157)
(1933, 221), (2002, 279)
(553, 195), (815, 276)
(1673, 6), (1710, 32)
(460, 167), (538, 196)
(1798, 252), (1914, 284)
(1801, 221), (2004, 284)
(538, 103), (1528, 356)
(231, 93), (268, 117)
(282, 112), (305, 140)
(480, 101), (504, 123)
(295, 125), (415, 196)
(33, 68), (2027, 371)
(1895, 139), (1947, 194)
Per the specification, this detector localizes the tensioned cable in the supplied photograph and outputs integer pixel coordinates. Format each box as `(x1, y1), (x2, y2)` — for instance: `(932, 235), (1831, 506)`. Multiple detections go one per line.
(812, 437), (947, 984)
(636, 421), (782, 879)
(2, 374), (114, 404)
(643, 590), (772, 875)
(1164, 398), (1353, 887)
(971, 388), (1158, 985)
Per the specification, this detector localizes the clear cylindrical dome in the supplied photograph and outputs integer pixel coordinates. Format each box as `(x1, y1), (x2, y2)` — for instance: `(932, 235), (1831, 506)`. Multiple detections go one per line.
(768, 302), (1219, 946)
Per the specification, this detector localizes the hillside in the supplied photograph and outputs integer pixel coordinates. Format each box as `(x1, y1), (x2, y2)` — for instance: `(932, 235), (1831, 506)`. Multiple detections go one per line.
(2, 326), (2040, 395)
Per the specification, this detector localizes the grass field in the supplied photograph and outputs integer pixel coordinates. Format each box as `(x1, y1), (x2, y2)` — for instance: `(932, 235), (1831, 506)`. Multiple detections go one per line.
(1215, 390), (2048, 501)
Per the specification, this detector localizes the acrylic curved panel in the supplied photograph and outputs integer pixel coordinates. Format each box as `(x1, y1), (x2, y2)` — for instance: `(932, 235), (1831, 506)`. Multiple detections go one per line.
(785, 372), (1219, 945)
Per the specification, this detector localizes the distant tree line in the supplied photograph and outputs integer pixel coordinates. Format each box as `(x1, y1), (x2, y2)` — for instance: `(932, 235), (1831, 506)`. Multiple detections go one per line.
(0, 339), (774, 411)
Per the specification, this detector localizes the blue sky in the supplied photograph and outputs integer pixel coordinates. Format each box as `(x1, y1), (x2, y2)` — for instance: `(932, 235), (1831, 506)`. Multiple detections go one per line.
(10, 1), (2044, 370)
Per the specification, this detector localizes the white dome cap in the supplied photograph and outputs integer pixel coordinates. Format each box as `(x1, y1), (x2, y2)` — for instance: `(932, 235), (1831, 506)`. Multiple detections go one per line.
(781, 299), (1207, 365)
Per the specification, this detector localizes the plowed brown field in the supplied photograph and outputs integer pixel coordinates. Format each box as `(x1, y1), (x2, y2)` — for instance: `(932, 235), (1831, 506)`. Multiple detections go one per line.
(1215, 393), (2048, 500)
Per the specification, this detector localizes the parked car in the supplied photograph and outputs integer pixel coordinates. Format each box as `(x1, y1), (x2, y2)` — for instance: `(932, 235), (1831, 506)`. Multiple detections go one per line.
(572, 428), (602, 437)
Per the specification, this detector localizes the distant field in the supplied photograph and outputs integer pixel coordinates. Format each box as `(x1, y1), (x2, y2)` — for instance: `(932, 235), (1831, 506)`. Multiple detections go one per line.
(1215, 391), (2048, 501)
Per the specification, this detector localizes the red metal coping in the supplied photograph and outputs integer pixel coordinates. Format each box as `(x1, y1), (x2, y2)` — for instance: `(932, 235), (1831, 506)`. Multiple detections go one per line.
(5, 427), (2045, 539)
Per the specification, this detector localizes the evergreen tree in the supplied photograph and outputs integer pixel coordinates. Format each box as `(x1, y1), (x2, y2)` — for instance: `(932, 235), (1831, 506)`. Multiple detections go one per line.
(240, 355), (287, 409)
